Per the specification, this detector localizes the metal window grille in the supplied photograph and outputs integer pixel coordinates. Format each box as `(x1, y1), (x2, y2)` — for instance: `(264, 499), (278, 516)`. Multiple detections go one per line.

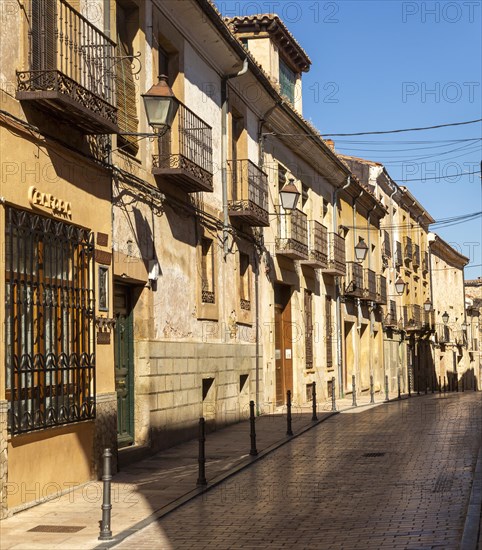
(201, 238), (215, 304)
(5, 208), (95, 435)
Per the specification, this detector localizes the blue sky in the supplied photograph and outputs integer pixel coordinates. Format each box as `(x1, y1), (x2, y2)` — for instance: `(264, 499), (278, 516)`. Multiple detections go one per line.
(216, 0), (482, 276)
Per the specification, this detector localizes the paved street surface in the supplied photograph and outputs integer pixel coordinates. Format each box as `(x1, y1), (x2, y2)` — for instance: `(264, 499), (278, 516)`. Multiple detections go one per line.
(1, 392), (480, 549)
(114, 393), (482, 550)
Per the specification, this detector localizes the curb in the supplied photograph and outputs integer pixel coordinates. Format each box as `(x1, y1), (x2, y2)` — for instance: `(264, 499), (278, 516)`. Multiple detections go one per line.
(95, 410), (339, 549)
(460, 441), (482, 550)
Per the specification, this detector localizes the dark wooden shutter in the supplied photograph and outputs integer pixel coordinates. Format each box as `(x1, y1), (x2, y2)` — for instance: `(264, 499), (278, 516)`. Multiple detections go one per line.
(305, 290), (313, 369)
(325, 296), (333, 368)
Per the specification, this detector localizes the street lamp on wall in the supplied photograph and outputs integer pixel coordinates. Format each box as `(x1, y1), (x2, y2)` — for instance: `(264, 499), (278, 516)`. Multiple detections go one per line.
(442, 311), (449, 325)
(279, 178), (301, 211)
(423, 298), (432, 312)
(354, 239), (368, 262)
(394, 277), (406, 296)
(141, 75), (179, 134)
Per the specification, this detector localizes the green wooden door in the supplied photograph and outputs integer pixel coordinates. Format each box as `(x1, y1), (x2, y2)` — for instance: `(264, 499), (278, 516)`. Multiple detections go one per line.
(114, 285), (134, 447)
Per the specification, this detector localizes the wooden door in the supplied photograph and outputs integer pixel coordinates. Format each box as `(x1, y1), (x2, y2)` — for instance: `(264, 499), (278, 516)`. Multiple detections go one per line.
(114, 285), (134, 447)
(274, 285), (293, 406)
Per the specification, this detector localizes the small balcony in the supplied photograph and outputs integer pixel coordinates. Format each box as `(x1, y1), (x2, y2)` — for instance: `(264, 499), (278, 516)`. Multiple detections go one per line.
(403, 304), (422, 331)
(376, 274), (387, 304)
(227, 160), (269, 227)
(364, 268), (377, 301)
(383, 300), (398, 328)
(153, 103), (213, 193)
(413, 244), (420, 268)
(301, 220), (328, 268)
(323, 233), (346, 276)
(404, 236), (413, 262)
(275, 209), (308, 260)
(436, 324), (451, 344)
(344, 262), (364, 298)
(395, 241), (403, 267)
(16, 0), (117, 134)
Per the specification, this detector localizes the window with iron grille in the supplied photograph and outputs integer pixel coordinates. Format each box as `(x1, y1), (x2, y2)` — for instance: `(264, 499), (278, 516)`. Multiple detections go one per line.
(325, 296), (333, 368)
(239, 252), (251, 311)
(5, 208), (95, 435)
(201, 238), (215, 304)
(305, 290), (313, 369)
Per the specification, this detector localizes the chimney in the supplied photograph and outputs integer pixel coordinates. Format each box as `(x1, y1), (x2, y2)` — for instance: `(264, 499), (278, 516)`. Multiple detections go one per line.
(325, 139), (335, 151)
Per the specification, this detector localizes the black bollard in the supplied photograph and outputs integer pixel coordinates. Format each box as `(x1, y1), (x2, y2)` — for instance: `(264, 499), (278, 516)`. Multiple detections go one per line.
(98, 448), (113, 541)
(352, 375), (357, 407)
(331, 377), (337, 412)
(444, 376), (447, 394)
(286, 390), (293, 436)
(384, 374), (389, 402)
(408, 373), (411, 398)
(417, 371), (420, 395)
(370, 375), (375, 404)
(311, 382), (318, 421)
(398, 373), (401, 400)
(439, 375), (442, 394)
(249, 400), (258, 456)
(196, 417), (207, 486)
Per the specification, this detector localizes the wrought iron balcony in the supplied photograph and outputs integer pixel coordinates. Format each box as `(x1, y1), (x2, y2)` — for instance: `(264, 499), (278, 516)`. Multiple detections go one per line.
(383, 300), (398, 328)
(423, 309), (435, 328)
(344, 262), (364, 298)
(404, 236), (413, 262)
(153, 103), (213, 193)
(376, 274), (387, 304)
(413, 244), (420, 267)
(422, 251), (429, 274)
(275, 209), (308, 260)
(16, 0), (117, 134)
(301, 220), (328, 268)
(436, 324), (451, 344)
(227, 160), (269, 227)
(395, 241), (403, 267)
(323, 233), (346, 276)
(403, 304), (422, 331)
(364, 268), (377, 301)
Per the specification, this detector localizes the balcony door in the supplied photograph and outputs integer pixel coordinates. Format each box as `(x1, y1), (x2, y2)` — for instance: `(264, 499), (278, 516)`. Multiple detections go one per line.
(274, 284), (293, 406)
(114, 285), (134, 447)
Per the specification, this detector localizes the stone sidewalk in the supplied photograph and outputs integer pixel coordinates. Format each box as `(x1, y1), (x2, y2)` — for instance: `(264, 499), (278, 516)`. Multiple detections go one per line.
(0, 389), (476, 550)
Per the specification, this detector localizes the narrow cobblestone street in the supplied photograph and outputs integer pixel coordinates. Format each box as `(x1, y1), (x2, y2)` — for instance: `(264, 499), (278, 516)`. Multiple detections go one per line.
(113, 393), (482, 550)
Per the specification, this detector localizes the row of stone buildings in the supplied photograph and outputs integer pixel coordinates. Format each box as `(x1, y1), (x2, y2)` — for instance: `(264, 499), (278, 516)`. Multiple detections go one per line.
(0, 0), (479, 516)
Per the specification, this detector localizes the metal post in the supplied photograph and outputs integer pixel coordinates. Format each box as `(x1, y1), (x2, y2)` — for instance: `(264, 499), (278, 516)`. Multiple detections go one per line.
(331, 377), (337, 412)
(196, 417), (207, 486)
(417, 369), (420, 395)
(286, 390), (293, 436)
(439, 375), (442, 394)
(352, 375), (357, 407)
(408, 371), (411, 398)
(98, 448), (113, 541)
(370, 375), (375, 404)
(397, 372), (401, 399)
(456, 374), (459, 392)
(249, 400), (258, 456)
(311, 382), (318, 421)
(384, 374), (389, 402)
(425, 374), (428, 394)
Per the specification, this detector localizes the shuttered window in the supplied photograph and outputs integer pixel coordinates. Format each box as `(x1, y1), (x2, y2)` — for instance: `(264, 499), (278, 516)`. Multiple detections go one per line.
(116, 3), (139, 155)
(305, 290), (313, 369)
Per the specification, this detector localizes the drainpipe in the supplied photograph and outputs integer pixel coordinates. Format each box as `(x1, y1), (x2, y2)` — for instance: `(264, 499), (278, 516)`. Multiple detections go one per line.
(333, 176), (352, 398)
(221, 58), (248, 260)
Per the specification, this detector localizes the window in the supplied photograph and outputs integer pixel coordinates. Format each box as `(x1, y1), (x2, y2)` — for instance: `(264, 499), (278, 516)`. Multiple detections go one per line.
(201, 238), (215, 304)
(305, 290), (313, 370)
(239, 252), (251, 311)
(116, 2), (139, 155)
(5, 208), (95, 435)
(279, 58), (297, 104)
(325, 296), (333, 368)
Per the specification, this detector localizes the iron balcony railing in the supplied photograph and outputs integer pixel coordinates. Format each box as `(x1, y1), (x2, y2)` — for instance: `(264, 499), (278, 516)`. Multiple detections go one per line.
(395, 240), (403, 267)
(344, 262), (364, 298)
(153, 103), (213, 192)
(227, 159), (269, 227)
(422, 251), (429, 273)
(376, 274), (387, 304)
(16, 0), (117, 133)
(302, 220), (328, 268)
(382, 231), (391, 258)
(403, 304), (422, 330)
(436, 324), (451, 344)
(275, 209), (308, 260)
(404, 236), (413, 262)
(423, 309), (435, 328)
(323, 233), (346, 276)
(364, 268), (377, 301)
(413, 244), (421, 267)
(383, 300), (398, 328)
